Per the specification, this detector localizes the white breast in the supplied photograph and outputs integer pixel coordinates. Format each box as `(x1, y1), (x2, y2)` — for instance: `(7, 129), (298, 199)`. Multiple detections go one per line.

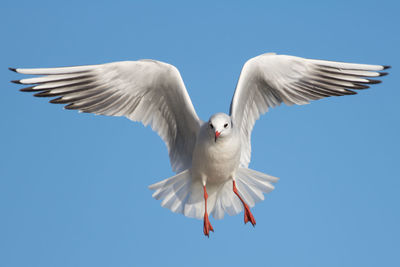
(191, 124), (241, 184)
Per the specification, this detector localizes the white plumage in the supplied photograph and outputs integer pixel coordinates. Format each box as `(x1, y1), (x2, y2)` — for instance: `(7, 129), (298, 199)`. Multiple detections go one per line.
(10, 53), (389, 236)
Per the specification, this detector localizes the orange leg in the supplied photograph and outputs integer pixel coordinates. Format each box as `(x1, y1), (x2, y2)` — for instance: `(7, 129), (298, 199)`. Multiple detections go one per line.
(233, 180), (256, 226)
(203, 185), (214, 237)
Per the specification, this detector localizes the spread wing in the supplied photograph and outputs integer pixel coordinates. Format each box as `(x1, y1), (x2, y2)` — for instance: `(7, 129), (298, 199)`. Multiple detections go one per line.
(10, 60), (201, 173)
(230, 53), (389, 168)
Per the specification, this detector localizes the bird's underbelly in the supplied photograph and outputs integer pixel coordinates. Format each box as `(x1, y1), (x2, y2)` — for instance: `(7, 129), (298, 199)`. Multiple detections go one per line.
(191, 137), (241, 185)
(203, 155), (238, 184)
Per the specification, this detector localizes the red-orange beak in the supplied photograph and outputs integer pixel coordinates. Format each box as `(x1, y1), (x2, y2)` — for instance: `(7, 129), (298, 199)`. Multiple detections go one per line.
(215, 131), (221, 142)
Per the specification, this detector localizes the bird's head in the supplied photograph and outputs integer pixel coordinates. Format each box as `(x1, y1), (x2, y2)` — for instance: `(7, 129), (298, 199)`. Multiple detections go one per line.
(208, 113), (232, 142)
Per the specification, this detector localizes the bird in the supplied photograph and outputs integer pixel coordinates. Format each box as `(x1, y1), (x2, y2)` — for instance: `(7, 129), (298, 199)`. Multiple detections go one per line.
(10, 52), (389, 237)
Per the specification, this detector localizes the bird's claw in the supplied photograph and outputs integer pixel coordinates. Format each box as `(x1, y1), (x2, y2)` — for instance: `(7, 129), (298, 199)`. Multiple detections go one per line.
(203, 213), (214, 237)
(244, 205), (256, 226)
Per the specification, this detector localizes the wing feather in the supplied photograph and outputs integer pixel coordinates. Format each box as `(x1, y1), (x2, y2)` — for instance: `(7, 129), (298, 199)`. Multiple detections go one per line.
(230, 53), (389, 167)
(11, 60), (201, 173)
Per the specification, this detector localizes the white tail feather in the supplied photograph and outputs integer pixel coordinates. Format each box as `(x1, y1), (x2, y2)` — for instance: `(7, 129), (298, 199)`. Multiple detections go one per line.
(149, 167), (278, 220)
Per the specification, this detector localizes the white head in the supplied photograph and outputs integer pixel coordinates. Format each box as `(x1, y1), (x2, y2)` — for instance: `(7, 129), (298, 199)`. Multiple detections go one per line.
(208, 113), (232, 142)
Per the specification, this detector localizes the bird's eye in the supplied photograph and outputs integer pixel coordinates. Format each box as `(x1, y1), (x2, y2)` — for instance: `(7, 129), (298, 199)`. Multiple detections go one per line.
(224, 123), (228, 128)
(210, 124), (214, 129)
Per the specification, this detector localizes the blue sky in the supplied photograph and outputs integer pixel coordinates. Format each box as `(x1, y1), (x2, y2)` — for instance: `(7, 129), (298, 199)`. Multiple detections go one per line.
(1, 1), (399, 266)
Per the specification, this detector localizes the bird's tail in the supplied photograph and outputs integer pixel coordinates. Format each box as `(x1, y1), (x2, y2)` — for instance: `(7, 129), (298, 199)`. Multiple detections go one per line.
(149, 169), (206, 219)
(210, 168), (279, 219)
(148, 168), (278, 220)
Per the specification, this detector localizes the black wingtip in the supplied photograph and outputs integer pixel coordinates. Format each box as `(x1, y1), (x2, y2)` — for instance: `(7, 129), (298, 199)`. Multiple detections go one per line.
(20, 86), (35, 92)
(11, 80), (22, 84)
(64, 103), (77, 110)
(49, 97), (63, 104)
(379, 72), (388, 77)
(345, 89), (358, 95)
(9, 67), (17, 72)
(367, 79), (382, 84)
(353, 83), (370, 90)
(34, 91), (50, 97)
(383, 65), (391, 70)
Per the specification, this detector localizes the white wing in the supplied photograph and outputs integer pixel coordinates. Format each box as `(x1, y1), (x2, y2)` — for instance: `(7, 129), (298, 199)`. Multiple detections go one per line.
(230, 53), (389, 168)
(11, 60), (201, 173)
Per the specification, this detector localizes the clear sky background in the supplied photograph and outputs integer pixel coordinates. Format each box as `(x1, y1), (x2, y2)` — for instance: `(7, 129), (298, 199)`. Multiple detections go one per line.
(1, 1), (399, 266)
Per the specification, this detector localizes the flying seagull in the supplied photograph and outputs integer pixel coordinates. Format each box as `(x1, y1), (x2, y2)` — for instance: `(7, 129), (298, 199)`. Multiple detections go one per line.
(10, 53), (389, 237)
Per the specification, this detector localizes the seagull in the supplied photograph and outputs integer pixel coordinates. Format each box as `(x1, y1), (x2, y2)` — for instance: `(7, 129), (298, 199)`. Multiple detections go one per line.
(10, 53), (389, 237)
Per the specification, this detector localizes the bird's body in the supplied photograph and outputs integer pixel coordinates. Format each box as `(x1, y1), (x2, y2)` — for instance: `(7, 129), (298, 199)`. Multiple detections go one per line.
(192, 114), (240, 185)
(10, 53), (389, 236)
